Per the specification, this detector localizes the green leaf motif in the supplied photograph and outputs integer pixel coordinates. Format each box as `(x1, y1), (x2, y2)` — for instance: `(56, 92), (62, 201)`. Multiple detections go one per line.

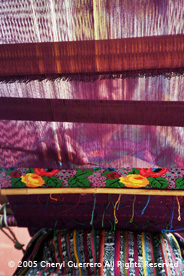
(26, 168), (35, 174)
(147, 177), (168, 189)
(68, 177), (91, 187)
(11, 177), (26, 188)
(106, 178), (124, 188)
(127, 168), (140, 175)
(68, 169), (93, 187)
(43, 176), (62, 187)
(101, 170), (109, 177)
(175, 177), (184, 189)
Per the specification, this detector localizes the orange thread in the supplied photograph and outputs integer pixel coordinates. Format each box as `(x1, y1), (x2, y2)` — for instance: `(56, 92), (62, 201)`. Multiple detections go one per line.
(50, 194), (58, 201)
(114, 194), (121, 224)
(176, 196), (181, 221)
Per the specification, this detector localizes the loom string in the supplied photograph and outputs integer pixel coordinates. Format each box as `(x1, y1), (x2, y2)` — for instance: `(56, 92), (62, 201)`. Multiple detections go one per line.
(50, 194), (58, 201)
(161, 227), (184, 234)
(130, 195), (136, 223)
(142, 221), (150, 229)
(108, 196), (117, 230)
(72, 220), (86, 226)
(141, 195), (151, 215)
(37, 195), (42, 205)
(53, 220), (58, 240)
(158, 223), (169, 244)
(117, 195), (121, 210)
(102, 195), (111, 228)
(114, 194), (121, 225)
(169, 197), (175, 230)
(43, 195), (50, 212)
(176, 196), (181, 221)
(108, 220), (114, 233)
(61, 194), (81, 213)
(0, 203), (25, 252)
(90, 194), (96, 226)
(131, 221), (138, 229)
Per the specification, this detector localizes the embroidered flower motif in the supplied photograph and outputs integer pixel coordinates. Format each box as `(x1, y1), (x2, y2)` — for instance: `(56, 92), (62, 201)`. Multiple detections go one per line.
(119, 174), (149, 188)
(34, 168), (59, 177)
(93, 167), (103, 170)
(10, 171), (21, 178)
(21, 173), (45, 188)
(106, 168), (116, 172)
(107, 172), (120, 179)
(9, 168), (17, 172)
(138, 168), (168, 177)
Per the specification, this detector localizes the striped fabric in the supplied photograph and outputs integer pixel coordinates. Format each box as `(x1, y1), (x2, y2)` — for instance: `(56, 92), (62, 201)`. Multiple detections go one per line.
(14, 229), (184, 276)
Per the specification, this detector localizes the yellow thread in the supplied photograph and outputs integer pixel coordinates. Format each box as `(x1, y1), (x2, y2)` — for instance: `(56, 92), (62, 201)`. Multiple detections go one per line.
(142, 232), (147, 276)
(176, 196), (181, 221)
(73, 230), (82, 276)
(130, 195), (136, 223)
(114, 194), (121, 224)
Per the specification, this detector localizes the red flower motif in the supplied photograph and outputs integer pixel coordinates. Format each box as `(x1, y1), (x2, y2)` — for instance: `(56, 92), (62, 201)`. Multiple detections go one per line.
(10, 171), (21, 178)
(138, 168), (168, 177)
(107, 172), (120, 179)
(34, 168), (59, 177)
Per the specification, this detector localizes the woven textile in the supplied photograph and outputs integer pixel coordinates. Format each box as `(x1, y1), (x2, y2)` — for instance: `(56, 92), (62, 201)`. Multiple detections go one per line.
(0, 1), (184, 169)
(13, 229), (184, 276)
(1, 167), (184, 189)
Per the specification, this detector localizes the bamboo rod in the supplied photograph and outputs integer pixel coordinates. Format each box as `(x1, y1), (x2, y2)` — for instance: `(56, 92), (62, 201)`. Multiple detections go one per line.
(1, 188), (184, 196)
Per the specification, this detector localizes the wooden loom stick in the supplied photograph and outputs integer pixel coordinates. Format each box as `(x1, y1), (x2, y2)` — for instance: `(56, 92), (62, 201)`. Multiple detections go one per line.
(0, 35), (184, 78)
(1, 98), (184, 127)
(1, 188), (184, 196)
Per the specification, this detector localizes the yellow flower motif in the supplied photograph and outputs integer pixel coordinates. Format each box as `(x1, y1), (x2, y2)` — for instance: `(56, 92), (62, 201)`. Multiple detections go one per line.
(21, 173), (45, 188)
(119, 174), (149, 188)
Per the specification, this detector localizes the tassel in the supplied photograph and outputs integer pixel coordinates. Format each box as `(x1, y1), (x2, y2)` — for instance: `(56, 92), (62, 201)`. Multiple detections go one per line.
(176, 196), (181, 221)
(130, 195), (136, 223)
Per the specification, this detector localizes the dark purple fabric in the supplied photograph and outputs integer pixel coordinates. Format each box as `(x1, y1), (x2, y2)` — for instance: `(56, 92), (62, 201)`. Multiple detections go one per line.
(7, 194), (184, 234)
(1, 98), (184, 127)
